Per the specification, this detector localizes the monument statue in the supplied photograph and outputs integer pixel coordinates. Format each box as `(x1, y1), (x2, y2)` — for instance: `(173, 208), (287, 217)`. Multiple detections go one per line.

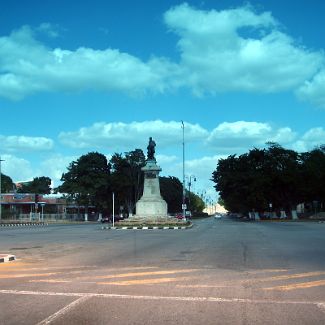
(147, 137), (156, 160)
(134, 136), (167, 219)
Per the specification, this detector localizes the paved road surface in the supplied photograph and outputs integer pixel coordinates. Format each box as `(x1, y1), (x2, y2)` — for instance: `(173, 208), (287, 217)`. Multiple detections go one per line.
(0, 217), (325, 324)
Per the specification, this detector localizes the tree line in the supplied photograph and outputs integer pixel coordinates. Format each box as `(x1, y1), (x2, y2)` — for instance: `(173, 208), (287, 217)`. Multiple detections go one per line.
(1, 149), (205, 216)
(212, 143), (325, 216)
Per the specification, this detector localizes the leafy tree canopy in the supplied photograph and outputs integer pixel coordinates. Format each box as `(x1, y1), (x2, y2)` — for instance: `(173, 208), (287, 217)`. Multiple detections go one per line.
(212, 143), (325, 214)
(1, 173), (15, 193)
(17, 176), (51, 194)
(57, 152), (110, 209)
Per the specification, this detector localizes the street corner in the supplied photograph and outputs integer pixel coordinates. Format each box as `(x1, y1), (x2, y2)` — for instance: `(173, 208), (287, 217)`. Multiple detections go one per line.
(0, 254), (16, 263)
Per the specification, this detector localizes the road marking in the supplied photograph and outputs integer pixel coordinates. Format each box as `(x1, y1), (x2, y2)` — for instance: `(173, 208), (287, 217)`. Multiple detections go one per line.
(0, 289), (324, 307)
(95, 269), (197, 279)
(243, 271), (325, 283)
(176, 284), (239, 288)
(264, 279), (325, 291)
(317, 303), (325, 314)
(35, 296), (90, 325)
(29, 279), (71, 283)
(246, 269), (288, 274)
(98, 277), (192, 286)
(0, 272), (58, 279)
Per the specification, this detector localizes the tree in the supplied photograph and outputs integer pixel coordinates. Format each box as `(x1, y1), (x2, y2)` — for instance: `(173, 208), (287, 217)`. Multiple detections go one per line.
(57, 152), (111, 212)
(212, 144), (304, 214)
(17, 176), (51, 194)
(160, 176), (183, 213)
(109, 149), (145, 215)
(0, 173), (15, 193)
(300, 146), (325, 209)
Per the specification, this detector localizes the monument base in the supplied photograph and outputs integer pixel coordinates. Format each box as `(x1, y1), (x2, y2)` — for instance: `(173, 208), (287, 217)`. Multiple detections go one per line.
(135, 159), (168, 219)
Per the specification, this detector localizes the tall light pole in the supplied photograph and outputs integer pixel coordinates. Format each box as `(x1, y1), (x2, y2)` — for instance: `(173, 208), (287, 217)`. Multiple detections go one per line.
(112, 192), (115, 227)
(0, 156), (4, 222)
(181, 121), (186, 218)
(187, 175), (196, 210)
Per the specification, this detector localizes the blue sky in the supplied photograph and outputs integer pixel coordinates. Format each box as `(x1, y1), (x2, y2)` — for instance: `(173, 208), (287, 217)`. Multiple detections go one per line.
(1, 0), (325, 201)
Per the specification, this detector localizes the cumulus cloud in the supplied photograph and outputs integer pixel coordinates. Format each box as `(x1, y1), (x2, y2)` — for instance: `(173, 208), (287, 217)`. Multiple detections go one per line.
(59, 120), (208, 150)
(164, 3), (323, 94)
(0, 154), (34, 181)
(292, 127), (325, 152)
(206, 121), (296, 153)
(0, 134), (54, 152)
(296, 69), (325, 108)
(0, 4), (324, 102)
(0, 25), (179, 100)
(39, 154), (77, 187)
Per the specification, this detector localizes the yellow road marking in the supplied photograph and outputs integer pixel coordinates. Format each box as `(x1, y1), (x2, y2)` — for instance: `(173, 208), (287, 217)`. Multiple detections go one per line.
(243, 271), (325, 283)
(176, 284), (239, 288)
(29, 279), (71, 283)
(0, 272), (58, 279)
(246, 269), (288, 274)
(95, 269), (197, 279)
(98, 277), (192, 286)
(264, 279), (325, 291)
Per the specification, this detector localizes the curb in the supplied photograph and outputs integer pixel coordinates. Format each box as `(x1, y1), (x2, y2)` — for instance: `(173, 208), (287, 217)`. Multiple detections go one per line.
(0, 254), (16, 263)
(102, 224), (192, 230)
(0, 223), (49, 227)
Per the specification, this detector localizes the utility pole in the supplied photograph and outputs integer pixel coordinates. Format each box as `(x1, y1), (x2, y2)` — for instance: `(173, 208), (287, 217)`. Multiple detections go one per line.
(181, 121), (186, 219)
(0, 156), (4, 221)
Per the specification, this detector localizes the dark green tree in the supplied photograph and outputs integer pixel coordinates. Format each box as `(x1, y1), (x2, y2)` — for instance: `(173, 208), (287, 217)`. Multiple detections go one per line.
(212, 144), (304, 214)
(57, 152), (111, 212)
(18, 176), (51, 194)
(109, 149), (145, 214)
(1, 173), (15, 193)
(300, 146), (325, 208)
(160, 176), (183, 213)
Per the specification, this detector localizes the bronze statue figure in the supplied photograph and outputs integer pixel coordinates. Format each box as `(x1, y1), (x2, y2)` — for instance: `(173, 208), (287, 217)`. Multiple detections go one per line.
(147, 137), (156, 160)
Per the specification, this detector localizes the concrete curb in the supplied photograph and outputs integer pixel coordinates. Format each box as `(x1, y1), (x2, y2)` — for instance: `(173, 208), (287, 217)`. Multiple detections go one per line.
(102, 224), (192, 230)
(0, 222), (49, 227)
(0, 254), (16, 263)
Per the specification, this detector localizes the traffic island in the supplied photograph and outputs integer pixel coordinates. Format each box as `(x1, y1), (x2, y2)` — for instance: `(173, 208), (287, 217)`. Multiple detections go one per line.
(0, 222), (48, 227)
(102, 218), (192, 230)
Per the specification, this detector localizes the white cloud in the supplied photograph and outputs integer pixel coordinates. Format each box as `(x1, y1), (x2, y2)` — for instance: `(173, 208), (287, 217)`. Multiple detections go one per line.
(164, 4), (323, 94)
(0, 135), (54, 152)
(36, 23), (60, 38)
(0, 154), (34, 182)
(39, 154), (77, 187)
(59, 120), (208, 150)
(292, 127), (325, 152)
(0, 5), (324, 103)
(296, 69), (325, 108)
(0, 26), (179, 100)
(206, 121), (296, 153)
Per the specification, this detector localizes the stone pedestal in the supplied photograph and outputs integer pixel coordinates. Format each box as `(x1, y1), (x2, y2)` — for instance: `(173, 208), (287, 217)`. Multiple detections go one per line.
(135, 160), (167, 219)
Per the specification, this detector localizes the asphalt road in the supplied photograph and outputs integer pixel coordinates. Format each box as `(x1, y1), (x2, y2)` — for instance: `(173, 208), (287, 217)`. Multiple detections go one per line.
(0, 217), (325, 324)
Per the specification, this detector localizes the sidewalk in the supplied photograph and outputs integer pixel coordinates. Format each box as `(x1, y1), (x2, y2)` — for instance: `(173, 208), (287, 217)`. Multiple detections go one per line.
(0, 254), (16, 263)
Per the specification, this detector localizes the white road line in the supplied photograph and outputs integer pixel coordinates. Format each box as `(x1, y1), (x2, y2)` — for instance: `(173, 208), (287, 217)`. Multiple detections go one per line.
(35, 296), (90, 325)
(317, 303), (325, 314)
(0, 289), (324, 307)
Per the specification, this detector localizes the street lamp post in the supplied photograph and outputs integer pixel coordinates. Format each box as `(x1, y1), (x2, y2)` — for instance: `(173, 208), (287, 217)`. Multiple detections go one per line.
(187, 175), (196, 210)
(112, 192), (115, 227)
(181, 121), (186, 218)
(0, 156), (4, 222)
